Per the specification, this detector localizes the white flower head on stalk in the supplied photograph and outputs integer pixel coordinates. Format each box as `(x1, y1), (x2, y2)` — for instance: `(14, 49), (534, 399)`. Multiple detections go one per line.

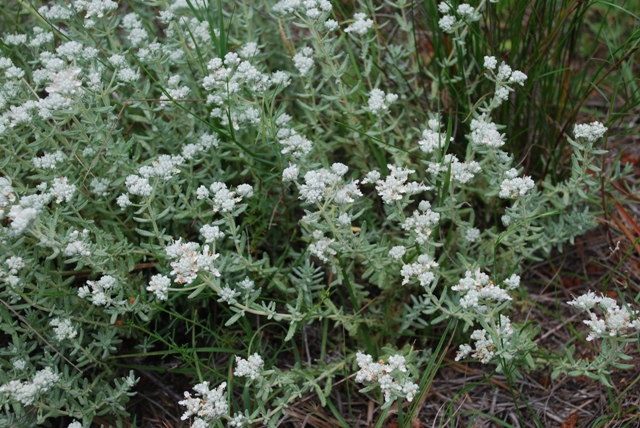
(309, 230), (336, 263)
(147, 274), (171, 300)
(165, 239), (220, 284)
(77, 275), (118, 307)
(280, 132), (313, 158)
(50, 318), (77, 341)
(200, 224), (225, 243)
(345, 12), (374, 35)
(63, 229), (92, 258)
(282, 163), (299, 182)
(499, 168), (535, 199)
(292, 47), (314, 77)
(179, 381), (228, 424)
(388, 246), (406, 260)
(446, 155), (481, 184)
(234, 353), (264, 380)
(470, 115), (505, 148)
(401, 201), (440, 244)
(573, 121), (607, 143)
(204, 182), (253, 213)
(568, 292), (640, 341)
(298, 165), (361, 205)
(0, 367), (60, 406)
(367, 89), (398, 114)
(400, 254), (438, 287)
(452, 269), (512, 310)
(354, 351), (418, 403)
(365, 165), (429, 205)
(419, 119), (451, 153)
(456, 317), (514, 365)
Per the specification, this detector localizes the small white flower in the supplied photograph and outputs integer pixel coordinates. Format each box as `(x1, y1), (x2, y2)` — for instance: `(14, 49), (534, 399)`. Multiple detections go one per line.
(234, 353), (264, 380)
(147, 274), (171, 300)
(389, 246), (406, 260)
(499, 168), (535, 199)
(484, 56), (497, 70)
(117, 194), (132, 208)
(325, 19), (339, 31)
(50, 318), (77, 341)
(282, 164), (299, 182)
(573, 121), (607, 143)
(464, 227), (480, 242)
(345, 12), (373, 35)
(293, 47), (314, 76)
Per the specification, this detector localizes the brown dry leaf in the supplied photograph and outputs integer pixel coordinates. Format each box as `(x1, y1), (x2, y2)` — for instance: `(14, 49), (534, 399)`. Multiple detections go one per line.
(560, 412), (578, 428)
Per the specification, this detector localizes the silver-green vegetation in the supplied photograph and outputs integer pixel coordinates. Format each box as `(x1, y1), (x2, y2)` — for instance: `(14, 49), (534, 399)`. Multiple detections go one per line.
(0, 0), (638, 427)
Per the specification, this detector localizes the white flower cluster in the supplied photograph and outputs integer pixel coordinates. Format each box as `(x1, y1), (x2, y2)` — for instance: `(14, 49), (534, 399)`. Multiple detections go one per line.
(204, 51), (270, 95)
(78, 275), (119, 307)
(234, 353), (264, 380)
(292, 47), (314, 77)
(483, 56), (527, 107)
(240, 42), (260, 59)
(281, 132), (313, 158)
(573, 121), (607, 143)
(426, 154), (480, 183)
(355, 352), (419, 402)
(121, 13), (149, 47)
(464, 227), (480, 242)
(147, 274), (171, 301)
(451, 270), (512, 310)
(345, 12), (374, 35)
(165, 239), (220, 284)
(438, 2), (480, 34)
(0, 367), (60, 406)
(200, 224), (225, 243)
(273, 0), (332, 17)
(218, 286), (240, 305)
(120, 155), (185, 205)
(400, 254), (438, 287)
(388, 246), (406, 260)
(499, 168), (535, 199)
(0, 256), (25, 296)
(2, 179), (77, 234)
(38, 4), (72, 20)
(160, 74), (190, 102)
(197, 182), (253, 213)
(363, 165), (429, 205)
(125, 175), (152, 197)
(469, 115), (505, 148)
(418, 119), (451, 153)
(367, 89), (398, 114)
(50, 177), (76, 203)
(179, 382), (228, 426)
(32, 151), (66, 170)
(309, 230), (337, 263)
(182, 133), (219, 161)
(282, 163), (300, 182)
(401, 201), (441, 244)
(275, 115), (313, 158)
(90, 177), (110, 197)
(455, 317), (514, 364)
(568, 292), (640, 341)
(298, 163), (362, 205)
(0, 177), (15, 209)
(50, 318), (78, 341)
(72, 0), (118, 26)
(63, 229), (92, 258)
(139, 155), (184, 180)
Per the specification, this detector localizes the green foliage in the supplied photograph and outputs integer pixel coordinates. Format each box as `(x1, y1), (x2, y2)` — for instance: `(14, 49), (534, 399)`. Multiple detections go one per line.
(0, 0), (638, 426)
